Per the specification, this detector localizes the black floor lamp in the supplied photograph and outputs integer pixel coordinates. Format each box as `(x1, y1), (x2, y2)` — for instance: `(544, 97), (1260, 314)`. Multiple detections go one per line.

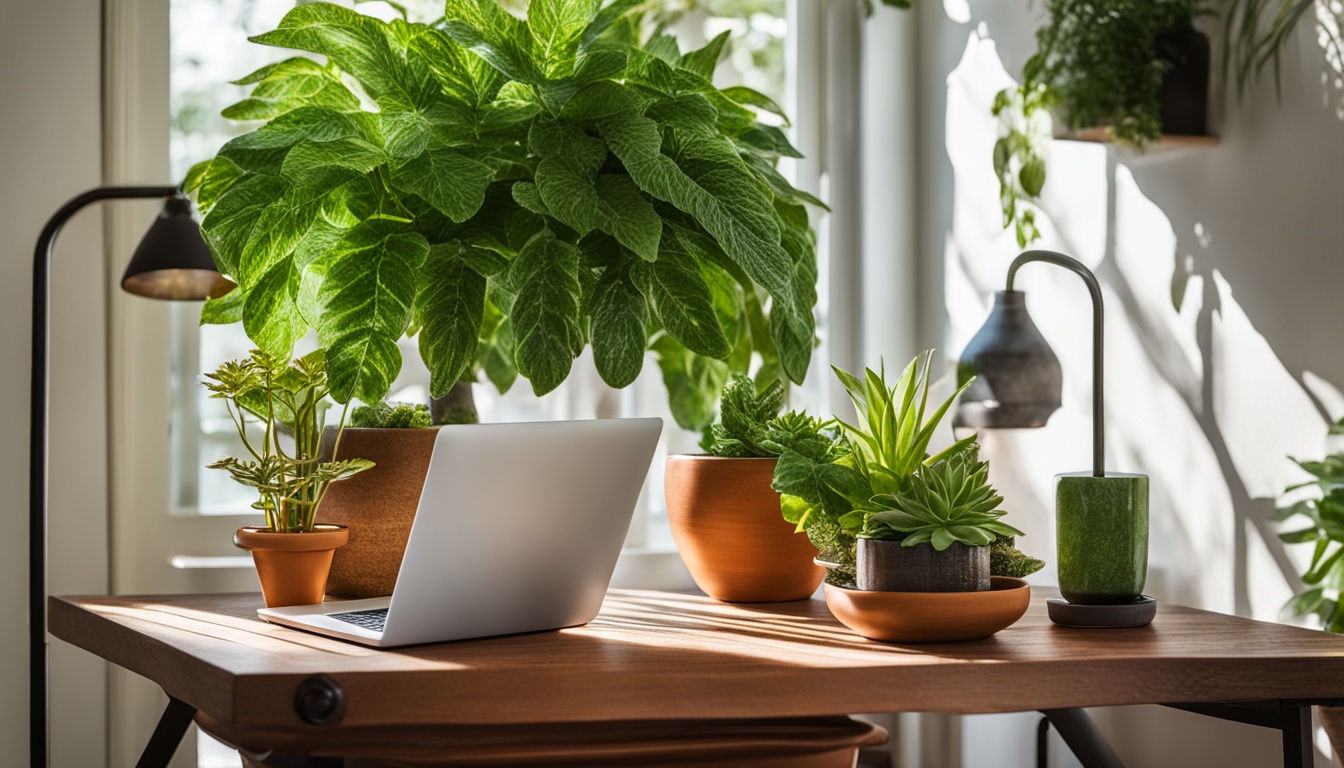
(30, 186), (228, 766)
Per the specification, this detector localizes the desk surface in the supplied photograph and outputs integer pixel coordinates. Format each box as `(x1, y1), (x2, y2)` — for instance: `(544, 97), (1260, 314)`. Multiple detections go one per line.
(50, 589), (1344, 732)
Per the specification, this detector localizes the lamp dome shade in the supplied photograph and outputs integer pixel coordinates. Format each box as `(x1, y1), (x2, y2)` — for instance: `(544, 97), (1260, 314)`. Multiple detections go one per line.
(120, 195), (233, 300)
(953, 290), (1062, 429)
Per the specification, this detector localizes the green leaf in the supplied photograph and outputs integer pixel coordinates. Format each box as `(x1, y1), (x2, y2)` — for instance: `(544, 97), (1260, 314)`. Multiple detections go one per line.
(391, 147), (495, 222)
(651, 334), (729, 430)
(771, 449), (873, 513)
(528, 0), (596, 78)
(510, 231), (583, 395)
(251, 3), (437, 111)
(223, 57), (359, 121)
(589, 260), (648, 388)
(416, 242), (487, 397)
(184, 156), (245, 213)
(586, 91), (791, 300)
(406, 28), (500, 108)
(243, 259), (305, 357)
(595, 174), (661, 261)
(200, 174), (287, 279)
(679, 31), (729, 79)
(721, 85), (790, 126)
(200, 288), (244, 326)
(442, 0), (539, 84)
(632, 233), (730, 359)
(317, 218), (429, 402)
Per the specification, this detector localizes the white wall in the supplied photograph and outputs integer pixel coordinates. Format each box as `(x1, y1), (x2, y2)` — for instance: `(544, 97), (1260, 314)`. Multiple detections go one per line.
(1, 0), (117, 765)
(912, 1), (1344, 765)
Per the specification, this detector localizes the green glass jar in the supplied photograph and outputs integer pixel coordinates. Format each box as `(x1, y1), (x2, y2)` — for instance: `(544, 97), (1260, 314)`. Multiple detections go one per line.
(1055, 472), (1149, 605)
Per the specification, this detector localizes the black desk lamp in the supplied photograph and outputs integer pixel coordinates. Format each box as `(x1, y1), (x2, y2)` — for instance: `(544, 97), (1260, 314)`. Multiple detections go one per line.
(954, 250), (1154, 629)
(30, 187), (229, 766)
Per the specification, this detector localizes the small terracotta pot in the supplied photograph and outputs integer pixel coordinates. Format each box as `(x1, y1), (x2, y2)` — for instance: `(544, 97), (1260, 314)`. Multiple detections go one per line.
(234, 525), (349, 608)
(665, 455), (823, 602)
(317, 427), (440, 598)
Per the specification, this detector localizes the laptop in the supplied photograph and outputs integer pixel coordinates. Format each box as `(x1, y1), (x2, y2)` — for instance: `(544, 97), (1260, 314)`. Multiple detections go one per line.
(257, 417), (663, 647)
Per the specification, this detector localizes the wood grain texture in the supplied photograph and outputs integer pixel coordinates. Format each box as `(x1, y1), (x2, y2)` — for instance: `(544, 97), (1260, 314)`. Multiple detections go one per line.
(49, 589), (1344, 735)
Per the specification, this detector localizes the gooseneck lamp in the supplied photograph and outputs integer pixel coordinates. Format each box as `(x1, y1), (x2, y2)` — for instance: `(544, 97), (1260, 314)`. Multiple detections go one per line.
(955, 250), (1154, 629)
(30, 187), (230, 766)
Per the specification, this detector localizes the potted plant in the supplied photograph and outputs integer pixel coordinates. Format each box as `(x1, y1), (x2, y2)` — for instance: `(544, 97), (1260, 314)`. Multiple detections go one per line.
(769, 351), (1044, 641)
(319, 402), (439, 599)
(993, 0), (1210, 246)
(1276, 423), (1344, 755)
(860, 445), (1029, 592)
(184, 0), (822, 433)
(666, 374), (826, 602)
(203, 349), (373, 607)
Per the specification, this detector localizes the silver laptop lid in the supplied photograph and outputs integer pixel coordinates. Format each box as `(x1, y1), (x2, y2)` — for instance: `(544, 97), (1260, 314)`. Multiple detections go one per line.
(379, 418), (662, 646)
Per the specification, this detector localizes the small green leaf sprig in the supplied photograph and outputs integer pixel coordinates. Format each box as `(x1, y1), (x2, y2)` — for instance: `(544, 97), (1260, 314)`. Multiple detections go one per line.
(703, 373), (786, 457)
(203, 349), (373, 533)
(992, 83), (1054, 248)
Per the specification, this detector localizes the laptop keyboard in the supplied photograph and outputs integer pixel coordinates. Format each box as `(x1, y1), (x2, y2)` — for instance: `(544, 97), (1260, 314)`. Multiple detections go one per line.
(330, 608), (388, 632)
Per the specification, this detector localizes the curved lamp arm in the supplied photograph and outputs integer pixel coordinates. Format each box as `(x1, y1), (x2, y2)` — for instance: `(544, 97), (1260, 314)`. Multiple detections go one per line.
(30, 185), (178, 766)
(1006, 250), (1105, 478)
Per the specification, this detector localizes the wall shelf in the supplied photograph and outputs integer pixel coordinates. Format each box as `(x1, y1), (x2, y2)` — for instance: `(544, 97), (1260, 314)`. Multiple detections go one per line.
(1060, 128), (1219, 149)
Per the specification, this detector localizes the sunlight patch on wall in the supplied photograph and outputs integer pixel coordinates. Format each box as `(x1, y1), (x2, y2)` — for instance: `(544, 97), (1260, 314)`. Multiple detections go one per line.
(1113, 166), (1203, 403)
(1317, 0), (1344, 118)
(943, 0), (971, 24)
(1211, 270), (1327, 499)
(1304, 370), (1344, 421)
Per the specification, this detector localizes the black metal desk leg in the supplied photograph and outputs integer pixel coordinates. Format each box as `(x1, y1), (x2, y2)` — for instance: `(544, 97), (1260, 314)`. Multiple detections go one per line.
(1282, 704), (1313, 768)
(135, 696), (196, 768)
(1039, 708), (1127, 768)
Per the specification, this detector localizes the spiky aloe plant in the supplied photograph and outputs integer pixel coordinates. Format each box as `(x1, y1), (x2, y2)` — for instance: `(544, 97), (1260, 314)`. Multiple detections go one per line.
(869, 445), (1023, 550)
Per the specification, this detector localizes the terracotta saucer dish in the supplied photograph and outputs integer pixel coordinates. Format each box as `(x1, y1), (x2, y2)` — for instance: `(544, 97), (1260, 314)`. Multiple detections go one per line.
(823, 576), (1031, 643)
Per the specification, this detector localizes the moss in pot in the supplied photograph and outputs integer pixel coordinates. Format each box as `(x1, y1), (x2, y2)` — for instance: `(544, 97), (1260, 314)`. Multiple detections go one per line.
(860, 446), (1042, 592)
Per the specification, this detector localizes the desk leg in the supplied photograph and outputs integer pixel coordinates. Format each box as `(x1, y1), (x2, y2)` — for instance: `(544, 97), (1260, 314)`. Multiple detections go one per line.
(1039, 709), (1127, 768)
(1166, 701), (1318, 768)
(135, 697), (196, 768)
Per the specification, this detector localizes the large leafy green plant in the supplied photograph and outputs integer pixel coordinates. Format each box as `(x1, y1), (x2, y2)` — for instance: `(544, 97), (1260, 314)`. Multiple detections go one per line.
(186, 0), (820, 431)
(204, 350), (373, 533)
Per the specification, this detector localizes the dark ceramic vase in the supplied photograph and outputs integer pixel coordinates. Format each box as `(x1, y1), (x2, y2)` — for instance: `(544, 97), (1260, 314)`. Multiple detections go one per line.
(1158, 28), (1210, 136)
(856, 538), (990, 592)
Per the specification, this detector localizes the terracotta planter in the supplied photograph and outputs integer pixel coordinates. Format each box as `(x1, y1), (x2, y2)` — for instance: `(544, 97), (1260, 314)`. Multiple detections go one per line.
(234, 525), (349, 608)
(665, 455), (823, 602)
(317, 427), (440, 598)
(825, 577), (1030, 643)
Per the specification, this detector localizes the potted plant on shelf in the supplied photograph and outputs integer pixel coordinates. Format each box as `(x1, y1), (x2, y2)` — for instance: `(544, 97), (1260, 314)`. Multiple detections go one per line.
(993, 0), (1210, 245)
(319, 402), (438, 599)
(185, 0), (822, 433)
(666, 374), (826, 602)
(203, 349), (373, 607)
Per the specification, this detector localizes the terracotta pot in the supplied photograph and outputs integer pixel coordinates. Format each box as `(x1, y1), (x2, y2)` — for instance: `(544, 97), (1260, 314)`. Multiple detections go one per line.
(824, 576), (1030, 643)
(317, 427), (440, 598)
(234, 525), (349, 608)
(665, 455), (823, 602)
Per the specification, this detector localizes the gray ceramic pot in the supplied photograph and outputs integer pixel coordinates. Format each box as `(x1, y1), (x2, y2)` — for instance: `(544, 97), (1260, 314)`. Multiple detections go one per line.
(856, 538), (990, 592)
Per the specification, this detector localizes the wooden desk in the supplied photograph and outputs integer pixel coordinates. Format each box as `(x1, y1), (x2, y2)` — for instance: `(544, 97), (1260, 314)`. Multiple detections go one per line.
(49, 589), (1344, 767)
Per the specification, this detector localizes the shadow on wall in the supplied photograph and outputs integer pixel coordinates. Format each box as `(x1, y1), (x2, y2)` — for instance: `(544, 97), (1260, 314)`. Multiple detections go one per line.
(943, 29), (1341, 620)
